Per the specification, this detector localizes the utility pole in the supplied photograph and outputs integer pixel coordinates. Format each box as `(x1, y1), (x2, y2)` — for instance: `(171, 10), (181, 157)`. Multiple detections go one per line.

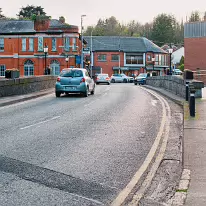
(81, 15), (86, 68)
(90, 29), (93, 78)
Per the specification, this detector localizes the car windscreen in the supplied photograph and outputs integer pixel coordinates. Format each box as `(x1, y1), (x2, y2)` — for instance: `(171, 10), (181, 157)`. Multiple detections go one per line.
(98, 74), (108, 77)
(138, 73), (147, 77)
(60, 70), (83, 77)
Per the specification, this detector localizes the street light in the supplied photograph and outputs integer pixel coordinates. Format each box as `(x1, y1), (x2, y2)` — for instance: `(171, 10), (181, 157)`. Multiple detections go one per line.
(65, 57), (69, 68)
(168, 48), (173, 75)
(44, 45), (48, 74)
(90, 28), (93, 78)
(152, 57), (155, 72)
(81, 14), (86, 68)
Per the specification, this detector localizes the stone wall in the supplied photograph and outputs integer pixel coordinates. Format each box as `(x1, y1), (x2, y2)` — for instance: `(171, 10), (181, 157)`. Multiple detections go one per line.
(146, 76), (186, 98)
(0, 76), (57, 97)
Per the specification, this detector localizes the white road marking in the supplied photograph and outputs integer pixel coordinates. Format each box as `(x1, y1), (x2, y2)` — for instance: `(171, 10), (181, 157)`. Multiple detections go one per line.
(151, 99), (158, 107)
(111, 88), (169, 206)
(20, 116), (61, 130)
(67, 192), (104, 205)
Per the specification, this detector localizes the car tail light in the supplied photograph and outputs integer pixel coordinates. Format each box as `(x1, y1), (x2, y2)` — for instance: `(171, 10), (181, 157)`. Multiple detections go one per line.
(106, 77), (110, 80)
(57, 77), (61, 82)
(81, 77), (86, 83)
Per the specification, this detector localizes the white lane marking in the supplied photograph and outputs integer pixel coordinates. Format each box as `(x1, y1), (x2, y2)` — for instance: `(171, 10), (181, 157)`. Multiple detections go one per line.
(151, 99), (157, 107)
(67, 192), (104, 205)
(128, 91), (171, 205)
(20, 116), (60, 130)
(111, 88), (167, 206)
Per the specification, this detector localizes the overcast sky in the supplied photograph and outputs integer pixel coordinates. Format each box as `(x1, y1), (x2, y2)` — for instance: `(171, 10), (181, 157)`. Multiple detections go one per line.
(1, 0), (206, 28)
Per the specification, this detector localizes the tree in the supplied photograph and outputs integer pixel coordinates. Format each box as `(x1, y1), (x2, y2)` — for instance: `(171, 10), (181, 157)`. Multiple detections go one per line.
(151, 14), (177, 46)
(179, 56), (184, 65)
(17, 5), (46, 19)
(189, 11), (201, 22)
(0, 8), (5, 19)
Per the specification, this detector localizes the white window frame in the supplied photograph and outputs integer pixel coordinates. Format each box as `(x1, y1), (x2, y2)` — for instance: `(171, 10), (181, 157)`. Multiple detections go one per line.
(0, 38), (4, 51)
(22, 38), (27, 51)
(38, 36), (43, 51)
(0, 65), (5, 76)
(29, 38), (34, 51)
(52, 37), (57, 51)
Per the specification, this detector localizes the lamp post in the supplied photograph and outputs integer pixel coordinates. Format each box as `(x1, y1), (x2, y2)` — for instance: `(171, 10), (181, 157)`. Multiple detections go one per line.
(168, 48), (173, 75)
(65, 57), (69, 68)
(152, 57), (155, 71)
(43, 45), (48, 74)
(81, 15), (86, 68)
(90, 28), (93, 78)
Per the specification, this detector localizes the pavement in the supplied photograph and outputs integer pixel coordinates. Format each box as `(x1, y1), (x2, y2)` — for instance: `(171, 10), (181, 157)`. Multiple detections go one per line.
(0, 86), (206, 205)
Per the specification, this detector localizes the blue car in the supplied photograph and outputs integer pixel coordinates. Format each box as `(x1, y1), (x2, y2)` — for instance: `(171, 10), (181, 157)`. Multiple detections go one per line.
(134, 73), (147, 85)
(55, 68), (95, 97)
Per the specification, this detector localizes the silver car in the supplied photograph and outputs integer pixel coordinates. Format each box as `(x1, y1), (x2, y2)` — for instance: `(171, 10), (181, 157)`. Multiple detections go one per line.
(55, 68), (95, 97)
(96, 73), (111, 85)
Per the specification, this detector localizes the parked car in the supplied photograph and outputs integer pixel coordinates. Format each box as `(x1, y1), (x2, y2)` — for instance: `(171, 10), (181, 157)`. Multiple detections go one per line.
(111, 74), (133, 83)
(134, 73), (147, 85)
(55, 68), (95, 97)
(173, 69), (183, 75)
(95, 73), (111, 85)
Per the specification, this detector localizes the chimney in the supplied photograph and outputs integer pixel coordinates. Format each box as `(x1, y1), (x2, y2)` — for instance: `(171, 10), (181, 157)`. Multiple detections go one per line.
(59, 16), (65, 24)
(34, 15), (50, 31)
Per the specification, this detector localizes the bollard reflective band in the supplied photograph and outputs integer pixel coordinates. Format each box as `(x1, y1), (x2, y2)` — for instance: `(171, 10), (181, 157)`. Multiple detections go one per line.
(190, 93), (195, 96)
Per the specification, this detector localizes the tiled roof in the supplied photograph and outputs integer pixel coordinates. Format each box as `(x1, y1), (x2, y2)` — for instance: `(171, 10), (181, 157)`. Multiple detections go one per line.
(49, 19), (78, 29)
(0, 20), (35, 33)
(84, 36), (167, 53)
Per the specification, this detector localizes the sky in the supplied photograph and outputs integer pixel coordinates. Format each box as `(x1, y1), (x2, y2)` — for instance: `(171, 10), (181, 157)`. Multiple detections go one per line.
(1, 0), (206, 28)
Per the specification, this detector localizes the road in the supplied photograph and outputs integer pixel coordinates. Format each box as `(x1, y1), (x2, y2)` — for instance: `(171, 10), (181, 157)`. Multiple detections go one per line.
(0, 83), (163, 206)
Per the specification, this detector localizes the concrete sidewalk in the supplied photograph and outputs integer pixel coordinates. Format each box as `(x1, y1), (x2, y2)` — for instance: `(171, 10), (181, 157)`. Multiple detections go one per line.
(145, 85), (206, 205)
(0, 88), (54, 107)
(184, 87), (206, 206)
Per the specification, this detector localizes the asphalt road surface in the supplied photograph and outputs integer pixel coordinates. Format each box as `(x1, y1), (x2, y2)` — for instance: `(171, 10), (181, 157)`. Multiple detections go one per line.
(0, 83), (162, 206)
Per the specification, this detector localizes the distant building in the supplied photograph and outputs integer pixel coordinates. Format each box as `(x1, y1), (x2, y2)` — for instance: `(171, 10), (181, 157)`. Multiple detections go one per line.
(84, 36), (169, 77)
(0, 17), (84, 77)
(184, 21), (206, 84)
(171, 47), (184, 65)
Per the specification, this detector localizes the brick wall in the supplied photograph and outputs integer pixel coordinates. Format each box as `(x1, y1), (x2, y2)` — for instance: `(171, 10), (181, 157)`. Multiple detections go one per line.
(184, 37), (206, 85)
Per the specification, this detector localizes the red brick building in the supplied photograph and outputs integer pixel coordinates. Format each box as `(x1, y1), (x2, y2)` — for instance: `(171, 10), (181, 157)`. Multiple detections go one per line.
(0, 17), (84, 77)
(84, 36), (169, 77)
(184, 21), (206, 84)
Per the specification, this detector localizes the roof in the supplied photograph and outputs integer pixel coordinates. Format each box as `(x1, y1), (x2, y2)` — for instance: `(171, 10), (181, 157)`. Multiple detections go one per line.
(171, 47), (184, 64)
(184, 21), (206, 38)
(84, 36), (167, 53)
(0, 20), (35, 34)
(0, 19), (78, 34)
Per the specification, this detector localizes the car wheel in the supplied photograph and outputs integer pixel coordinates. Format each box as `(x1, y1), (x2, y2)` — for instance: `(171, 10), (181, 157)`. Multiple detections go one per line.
(108, 82), (110, 85)
(91, 85), (95, 95)
(134, 83), (137, 85)
(55, 91), (61, 97)
(123, 79), (127, 83)
(111, 79), (115, 83)
(84, 87), (89, 97)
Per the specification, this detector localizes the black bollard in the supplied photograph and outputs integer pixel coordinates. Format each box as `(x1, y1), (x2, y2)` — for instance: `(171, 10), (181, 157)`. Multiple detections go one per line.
(186, 81), (189, 101)
(189, 89), (196, 117)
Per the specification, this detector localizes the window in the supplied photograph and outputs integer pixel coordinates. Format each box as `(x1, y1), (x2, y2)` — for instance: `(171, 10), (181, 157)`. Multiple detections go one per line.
(126, 54), (143, 64)
(64, 37), (70, 51)
(97, 54), (106, 61)
(155, 54), (159, 65)
(50, 60), (60, 75)
(24, 60), (34, 76)
(22, 38), (26, 51)
(72, 38), (77, 51)
(0, 65), (5, 76)
(38, 37), (43, 51)
(60, 69), (83, 77)
(29, 38), (34, 51)
(111, 54), (119, 61)
(147, 54), (152, 61)
(52, 38), (56, 51)
(0, 38), (4, 51)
